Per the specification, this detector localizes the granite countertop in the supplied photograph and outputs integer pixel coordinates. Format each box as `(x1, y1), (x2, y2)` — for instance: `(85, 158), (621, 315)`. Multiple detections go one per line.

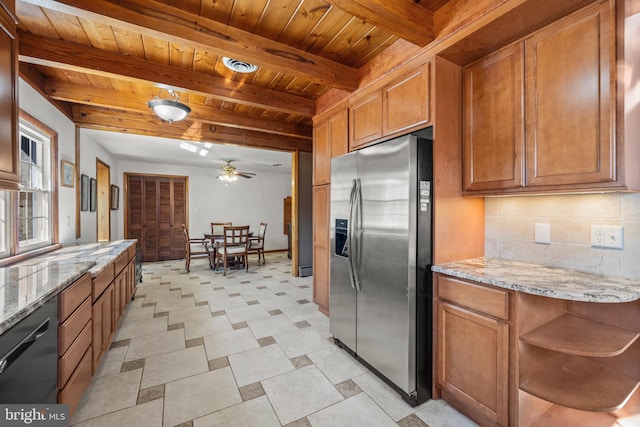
(0, 240), (137, 334)
(432, 257), (640, 303)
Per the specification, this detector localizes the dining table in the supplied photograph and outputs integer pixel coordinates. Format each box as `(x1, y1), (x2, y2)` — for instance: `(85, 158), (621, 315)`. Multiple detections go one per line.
(203, 229), (254, 271)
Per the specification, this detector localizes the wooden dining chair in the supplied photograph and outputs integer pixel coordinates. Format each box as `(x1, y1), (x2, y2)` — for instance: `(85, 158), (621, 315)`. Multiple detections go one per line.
(210, 222), (232, 237)
(213, 225), (250, 275)
(248, 222), (267, 265)
(182, 224), (212, 272)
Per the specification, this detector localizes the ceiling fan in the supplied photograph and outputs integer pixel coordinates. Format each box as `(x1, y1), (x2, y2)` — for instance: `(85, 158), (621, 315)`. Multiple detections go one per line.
(217, 160), (256, 182)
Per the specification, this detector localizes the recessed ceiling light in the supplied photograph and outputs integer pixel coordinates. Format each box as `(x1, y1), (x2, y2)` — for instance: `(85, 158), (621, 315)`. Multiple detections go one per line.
(222, 57), (259, 73)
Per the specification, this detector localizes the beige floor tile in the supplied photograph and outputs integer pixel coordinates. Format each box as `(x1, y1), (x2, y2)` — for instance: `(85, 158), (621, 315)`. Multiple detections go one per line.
(125, 328), (185, 361)
(71, 369), (142, 424)
(167, 305), (213, 325)
(261, 365), (343, 425)
(72, 398), (163, 427)
(307, 393), (397, 427)
(414, 399), (479, 427)
(193, 395), (280, 427)
(274, 327), (333, 358)
(121, 305), (156, 323)
(154, 296), (197, 313)
(184, 315), (233, 340)
(203, 328), (260, 360)
(114, 317), (168, 341)
(352, 372), (415, 422)
(228, 345), (295, 387)
(246, 314), (297, 339)
(164, 367), (242, 427)
(140, 345), (209, 389)
(307, 346), (368, 384)
(225, 305), (270, 324)
(93, 346), (128, 378)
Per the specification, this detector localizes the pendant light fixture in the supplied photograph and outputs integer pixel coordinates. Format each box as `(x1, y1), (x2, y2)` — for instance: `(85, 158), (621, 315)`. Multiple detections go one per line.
(148, 89), (191, 123)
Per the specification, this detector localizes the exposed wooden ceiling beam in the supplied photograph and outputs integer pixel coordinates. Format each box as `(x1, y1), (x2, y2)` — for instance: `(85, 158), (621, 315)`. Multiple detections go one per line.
(18, 32), (315, 117)
(324, 0), (434, 47)
(72, 106), (312, 153)
(20, 0), (359, 91)
(43, 79), (312, 139)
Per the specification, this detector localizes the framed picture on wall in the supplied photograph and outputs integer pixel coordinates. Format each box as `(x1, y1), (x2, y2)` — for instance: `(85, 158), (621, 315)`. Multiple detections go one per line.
(110, 185), (119, 210)
(90, 178), (97, 212)
(80, 174), (89, 211)
(61, 160), (74, 188)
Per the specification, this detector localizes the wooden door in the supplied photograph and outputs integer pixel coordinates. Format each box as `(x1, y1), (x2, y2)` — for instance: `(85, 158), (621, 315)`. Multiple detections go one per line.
(525, 0), (614, 187)
(126, 174), (187, 262)
(383, 61), (431, 136)
(142, 177), (159, 261)
(0, 3), (18, 190)
(463, 43), (525, 192)
(437, 301), (509, 426)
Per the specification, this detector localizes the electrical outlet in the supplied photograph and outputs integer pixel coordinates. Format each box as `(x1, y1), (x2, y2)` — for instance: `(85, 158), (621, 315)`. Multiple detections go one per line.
(591, 225), (624, 249)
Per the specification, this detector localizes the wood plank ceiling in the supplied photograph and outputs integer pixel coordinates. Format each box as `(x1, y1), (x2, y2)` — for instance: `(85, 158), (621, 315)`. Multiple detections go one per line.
(16, 0), (450, 153)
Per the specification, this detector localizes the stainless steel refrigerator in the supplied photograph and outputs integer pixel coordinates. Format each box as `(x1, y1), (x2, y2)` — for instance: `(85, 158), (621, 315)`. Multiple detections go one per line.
(330, 131), (432, 406)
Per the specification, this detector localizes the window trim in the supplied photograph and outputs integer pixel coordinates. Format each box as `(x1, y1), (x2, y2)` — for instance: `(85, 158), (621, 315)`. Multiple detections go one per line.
(0, 110), (59, 264)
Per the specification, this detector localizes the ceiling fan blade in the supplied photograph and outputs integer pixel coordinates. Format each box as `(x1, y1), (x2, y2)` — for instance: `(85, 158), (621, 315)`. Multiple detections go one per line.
(236, 173), (255, 178)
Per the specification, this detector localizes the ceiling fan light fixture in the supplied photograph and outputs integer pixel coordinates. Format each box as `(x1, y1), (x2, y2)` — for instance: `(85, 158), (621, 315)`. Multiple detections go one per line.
(222, 57), (259, 73)
(218, 173), (238, 182)
(148, 89), (191, 123)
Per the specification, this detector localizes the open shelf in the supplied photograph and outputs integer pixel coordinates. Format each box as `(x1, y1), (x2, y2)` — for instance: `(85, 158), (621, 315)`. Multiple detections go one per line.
(520, 353), (640, 412)
(520, 313), (639, 357)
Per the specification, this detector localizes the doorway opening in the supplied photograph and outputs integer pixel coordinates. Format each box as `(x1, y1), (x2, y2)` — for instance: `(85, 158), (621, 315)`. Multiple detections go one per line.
(96, 159), (110, 241)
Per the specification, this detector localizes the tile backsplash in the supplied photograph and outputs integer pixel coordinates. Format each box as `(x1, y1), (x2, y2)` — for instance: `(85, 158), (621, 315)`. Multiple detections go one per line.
(485, 193), (640, 279)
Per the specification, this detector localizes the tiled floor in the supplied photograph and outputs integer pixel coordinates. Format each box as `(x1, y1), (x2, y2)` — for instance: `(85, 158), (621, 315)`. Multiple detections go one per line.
(71, 253), (478, 427)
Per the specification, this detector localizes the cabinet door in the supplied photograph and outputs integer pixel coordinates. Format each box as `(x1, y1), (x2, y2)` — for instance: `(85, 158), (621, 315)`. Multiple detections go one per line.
(437, 301), (508, 426)
(463, 44), (525, 192)
(383, 61), (431, 136)
(525, 1), (614, 187)
(329, 109), (348, 158)
(312, 185), (330, 315)
(92, 284), (114, 371)
(350, 91), (382, 150)
(313, 119), (331, 186)
(0, 5), (18, 190)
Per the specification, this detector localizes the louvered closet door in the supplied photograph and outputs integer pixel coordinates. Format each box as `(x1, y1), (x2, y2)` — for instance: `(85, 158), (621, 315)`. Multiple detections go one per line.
(143, 177), (159, 261)
(125, 174), (188, 262)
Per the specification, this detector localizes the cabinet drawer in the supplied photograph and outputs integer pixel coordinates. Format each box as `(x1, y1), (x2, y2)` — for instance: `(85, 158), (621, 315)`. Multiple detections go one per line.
(58, 348), (92, 418)
(58, 298), (91, 354)
(59, 273), (91, 322)
(58, 320), (92, 389)
(92, 263), (114, 301)
(114, 251), (128, 275)
(437, 275), (510, 320)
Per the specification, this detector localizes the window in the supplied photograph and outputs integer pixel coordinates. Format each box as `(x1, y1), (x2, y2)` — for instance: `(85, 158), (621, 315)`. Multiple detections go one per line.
(0, 111), (58, 261)
(18, 127), (52, 251)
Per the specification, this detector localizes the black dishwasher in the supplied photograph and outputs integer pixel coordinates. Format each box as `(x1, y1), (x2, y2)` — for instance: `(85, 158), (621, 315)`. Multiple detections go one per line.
(0, 297), (58, 403)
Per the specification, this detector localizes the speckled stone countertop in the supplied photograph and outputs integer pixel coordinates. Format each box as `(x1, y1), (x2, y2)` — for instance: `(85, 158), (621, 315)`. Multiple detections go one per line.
(432, 257), (640, 303)
(0, 240), (137, 334)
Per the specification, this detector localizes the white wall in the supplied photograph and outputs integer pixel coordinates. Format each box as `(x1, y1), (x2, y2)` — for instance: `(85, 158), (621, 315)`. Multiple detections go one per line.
(115, 160), (291, 250)
(18, 80), (78, 245)
(485, 193), (640, 279)
(78, 130), (118, 243)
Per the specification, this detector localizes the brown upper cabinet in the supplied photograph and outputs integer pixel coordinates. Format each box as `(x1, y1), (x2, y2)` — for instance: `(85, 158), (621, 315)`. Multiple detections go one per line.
(350, 60), (431, 151)
(463, 0), (638, 195)
(0, 0), (19, 191)
(313, 108), (348, 186)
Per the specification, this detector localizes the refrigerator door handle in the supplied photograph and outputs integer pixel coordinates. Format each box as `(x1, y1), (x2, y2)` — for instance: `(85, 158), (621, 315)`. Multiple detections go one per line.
(347, 178), (358, 290)
(352, 178), (362, 291)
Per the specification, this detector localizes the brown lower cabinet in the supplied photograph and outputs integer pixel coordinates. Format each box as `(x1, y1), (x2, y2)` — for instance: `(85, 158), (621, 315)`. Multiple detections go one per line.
(435, 274), (511, 426)
(435, 273), (640, 427)
(58, 244), (137, 417)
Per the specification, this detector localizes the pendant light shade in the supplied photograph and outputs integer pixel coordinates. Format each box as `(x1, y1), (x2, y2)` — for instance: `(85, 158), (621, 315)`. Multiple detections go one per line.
(148, 89), (191, 123)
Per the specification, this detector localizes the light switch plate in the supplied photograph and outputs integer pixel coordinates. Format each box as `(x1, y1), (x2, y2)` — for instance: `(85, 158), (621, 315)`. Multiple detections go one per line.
(534, 223), (551, 244)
